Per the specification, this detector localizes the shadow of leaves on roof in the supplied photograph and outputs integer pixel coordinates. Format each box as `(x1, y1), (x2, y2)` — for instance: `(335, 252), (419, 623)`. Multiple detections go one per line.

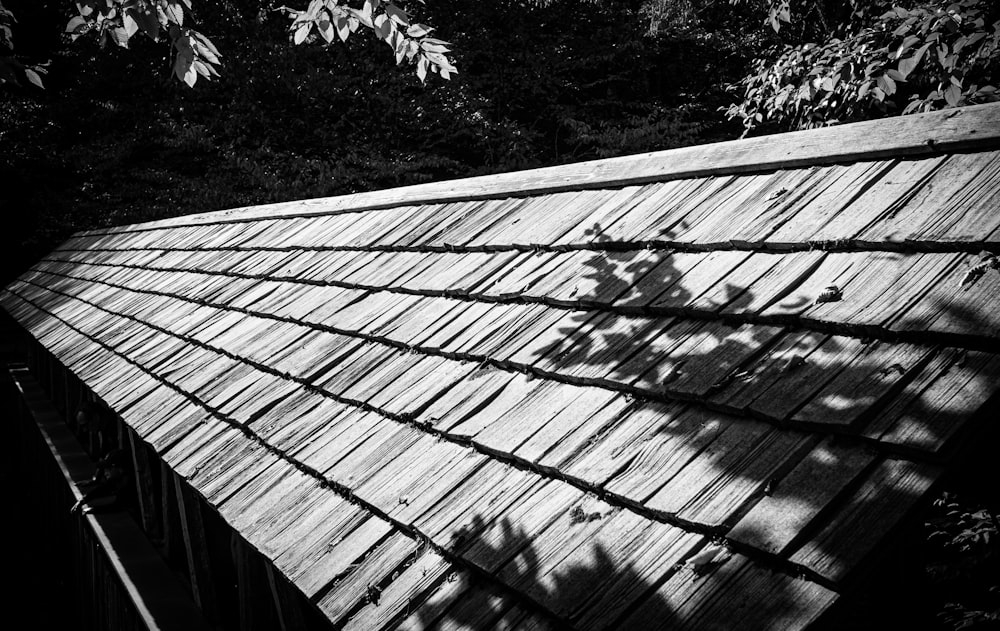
(402, 515), (823, 631)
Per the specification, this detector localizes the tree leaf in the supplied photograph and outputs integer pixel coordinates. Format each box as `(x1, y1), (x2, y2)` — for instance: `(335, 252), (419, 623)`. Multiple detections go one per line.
(334, 16), (350, 42)
(406, 23), (432, 38)
(109, 26), (130, 48)
(419, 41), (449, 53)
(122, 11), (139, 38)
(898, 42), (930, 78)
(374, 14), (392, 40)
(876, 73), (896, 95)
(164, 0), (184, 27)
(173, 46), (193, 84)
(129, 7), (159, 39)
(944, 83), (962, 106)
(65, 15), (87, 34)
(24, 67), (43, 89)
(192, 59), (211, 78)
(293, 22), (310, 45)
(384, 3), (408, 26)
(191, 32), (221, 65)
(416, 55), (427, 82)
(895, 34), (920, 59)
(317, 18), (334, 43)
(191, 31), (221, 59)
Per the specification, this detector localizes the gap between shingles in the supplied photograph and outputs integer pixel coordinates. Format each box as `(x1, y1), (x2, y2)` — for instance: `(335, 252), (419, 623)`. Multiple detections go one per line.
(52, 237), (1000, 257)
(33, 256), (1000, 356)
(7, 277), (856, 594)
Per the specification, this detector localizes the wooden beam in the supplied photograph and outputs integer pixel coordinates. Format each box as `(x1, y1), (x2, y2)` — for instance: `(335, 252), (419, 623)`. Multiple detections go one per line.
(82, 102), (1000, 233)
(129, 429), (160, 539)
(160, 460), (180, 558)
(232, 534), (282, 631)
(174, 473), (220, 623)
(265, 562), (309, 631)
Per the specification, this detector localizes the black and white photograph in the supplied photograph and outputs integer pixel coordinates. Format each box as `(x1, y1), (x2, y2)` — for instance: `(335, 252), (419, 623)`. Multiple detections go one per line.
(2, 1), (999, 629)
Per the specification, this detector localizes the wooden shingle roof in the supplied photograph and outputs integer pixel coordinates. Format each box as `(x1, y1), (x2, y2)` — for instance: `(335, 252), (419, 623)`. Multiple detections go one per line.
(5, 103), (1000, 630)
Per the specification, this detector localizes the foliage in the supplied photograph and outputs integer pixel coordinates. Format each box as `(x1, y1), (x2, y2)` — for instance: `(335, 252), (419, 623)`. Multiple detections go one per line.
(64, 0), (223, 88)
(925, 492), (1000, 630)
(4, 0), (456, 88)
(283, 0), (457, 81)
(0, 0), (48, 87)
(727, 0), (1000, 133)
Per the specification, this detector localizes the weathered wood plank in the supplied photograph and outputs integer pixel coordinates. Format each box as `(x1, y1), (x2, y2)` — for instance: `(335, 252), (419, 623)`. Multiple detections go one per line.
(802, 252), (961, 329)
(670, 168), (824, 246)
(746, 335), (870, 423)
(599, 406), (735, 507)
(561, 400), (684, 488)
(323, 423), (424, 491)
(128, 429), (159, 538)
(601, 177), (735, 243)
(415, 365), (518, 430)
(369, 355), (475, 417)
(506, 506), (699, 625)
(750, 160), (896, 245)
(291, 411), (391, 476)
(355, 435), (485, 524)
(674, 429), (817, 527)
(730, 435), (877, 556)
(472, 381), (610, 457)
(539, 312), (671, 383)
(341, 547), (452, 631)
(791, 341), (934, 428)
(624, 553), (836, 631)
(392, 573), (506, 631)
(860, 150), (1000, 243)
(656, 322), (783, 400)
(456, 479), (582, 574)
(569, 518), (701, 630)
(277, 507), (392, 599)
(708, 251), (823, 316)
(788, 457), (940, 584)
(892, 252), (1000, 338)
(315, 530), (419, 624)
(413, 458), (545, 548)
(521, 391), (631, 471)
(416, 199), (496, 248)
(866, 348), (1000, 453)
(448, 375), (578, 445)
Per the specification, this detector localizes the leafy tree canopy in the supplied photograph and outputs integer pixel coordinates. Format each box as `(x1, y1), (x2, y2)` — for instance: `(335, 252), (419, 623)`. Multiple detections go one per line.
(727, 0), (1000, 133)
(0, 0), (457, 88)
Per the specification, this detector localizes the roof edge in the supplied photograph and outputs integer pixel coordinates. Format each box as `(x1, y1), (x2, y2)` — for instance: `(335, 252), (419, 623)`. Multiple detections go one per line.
(87, 102), (1000, 234)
